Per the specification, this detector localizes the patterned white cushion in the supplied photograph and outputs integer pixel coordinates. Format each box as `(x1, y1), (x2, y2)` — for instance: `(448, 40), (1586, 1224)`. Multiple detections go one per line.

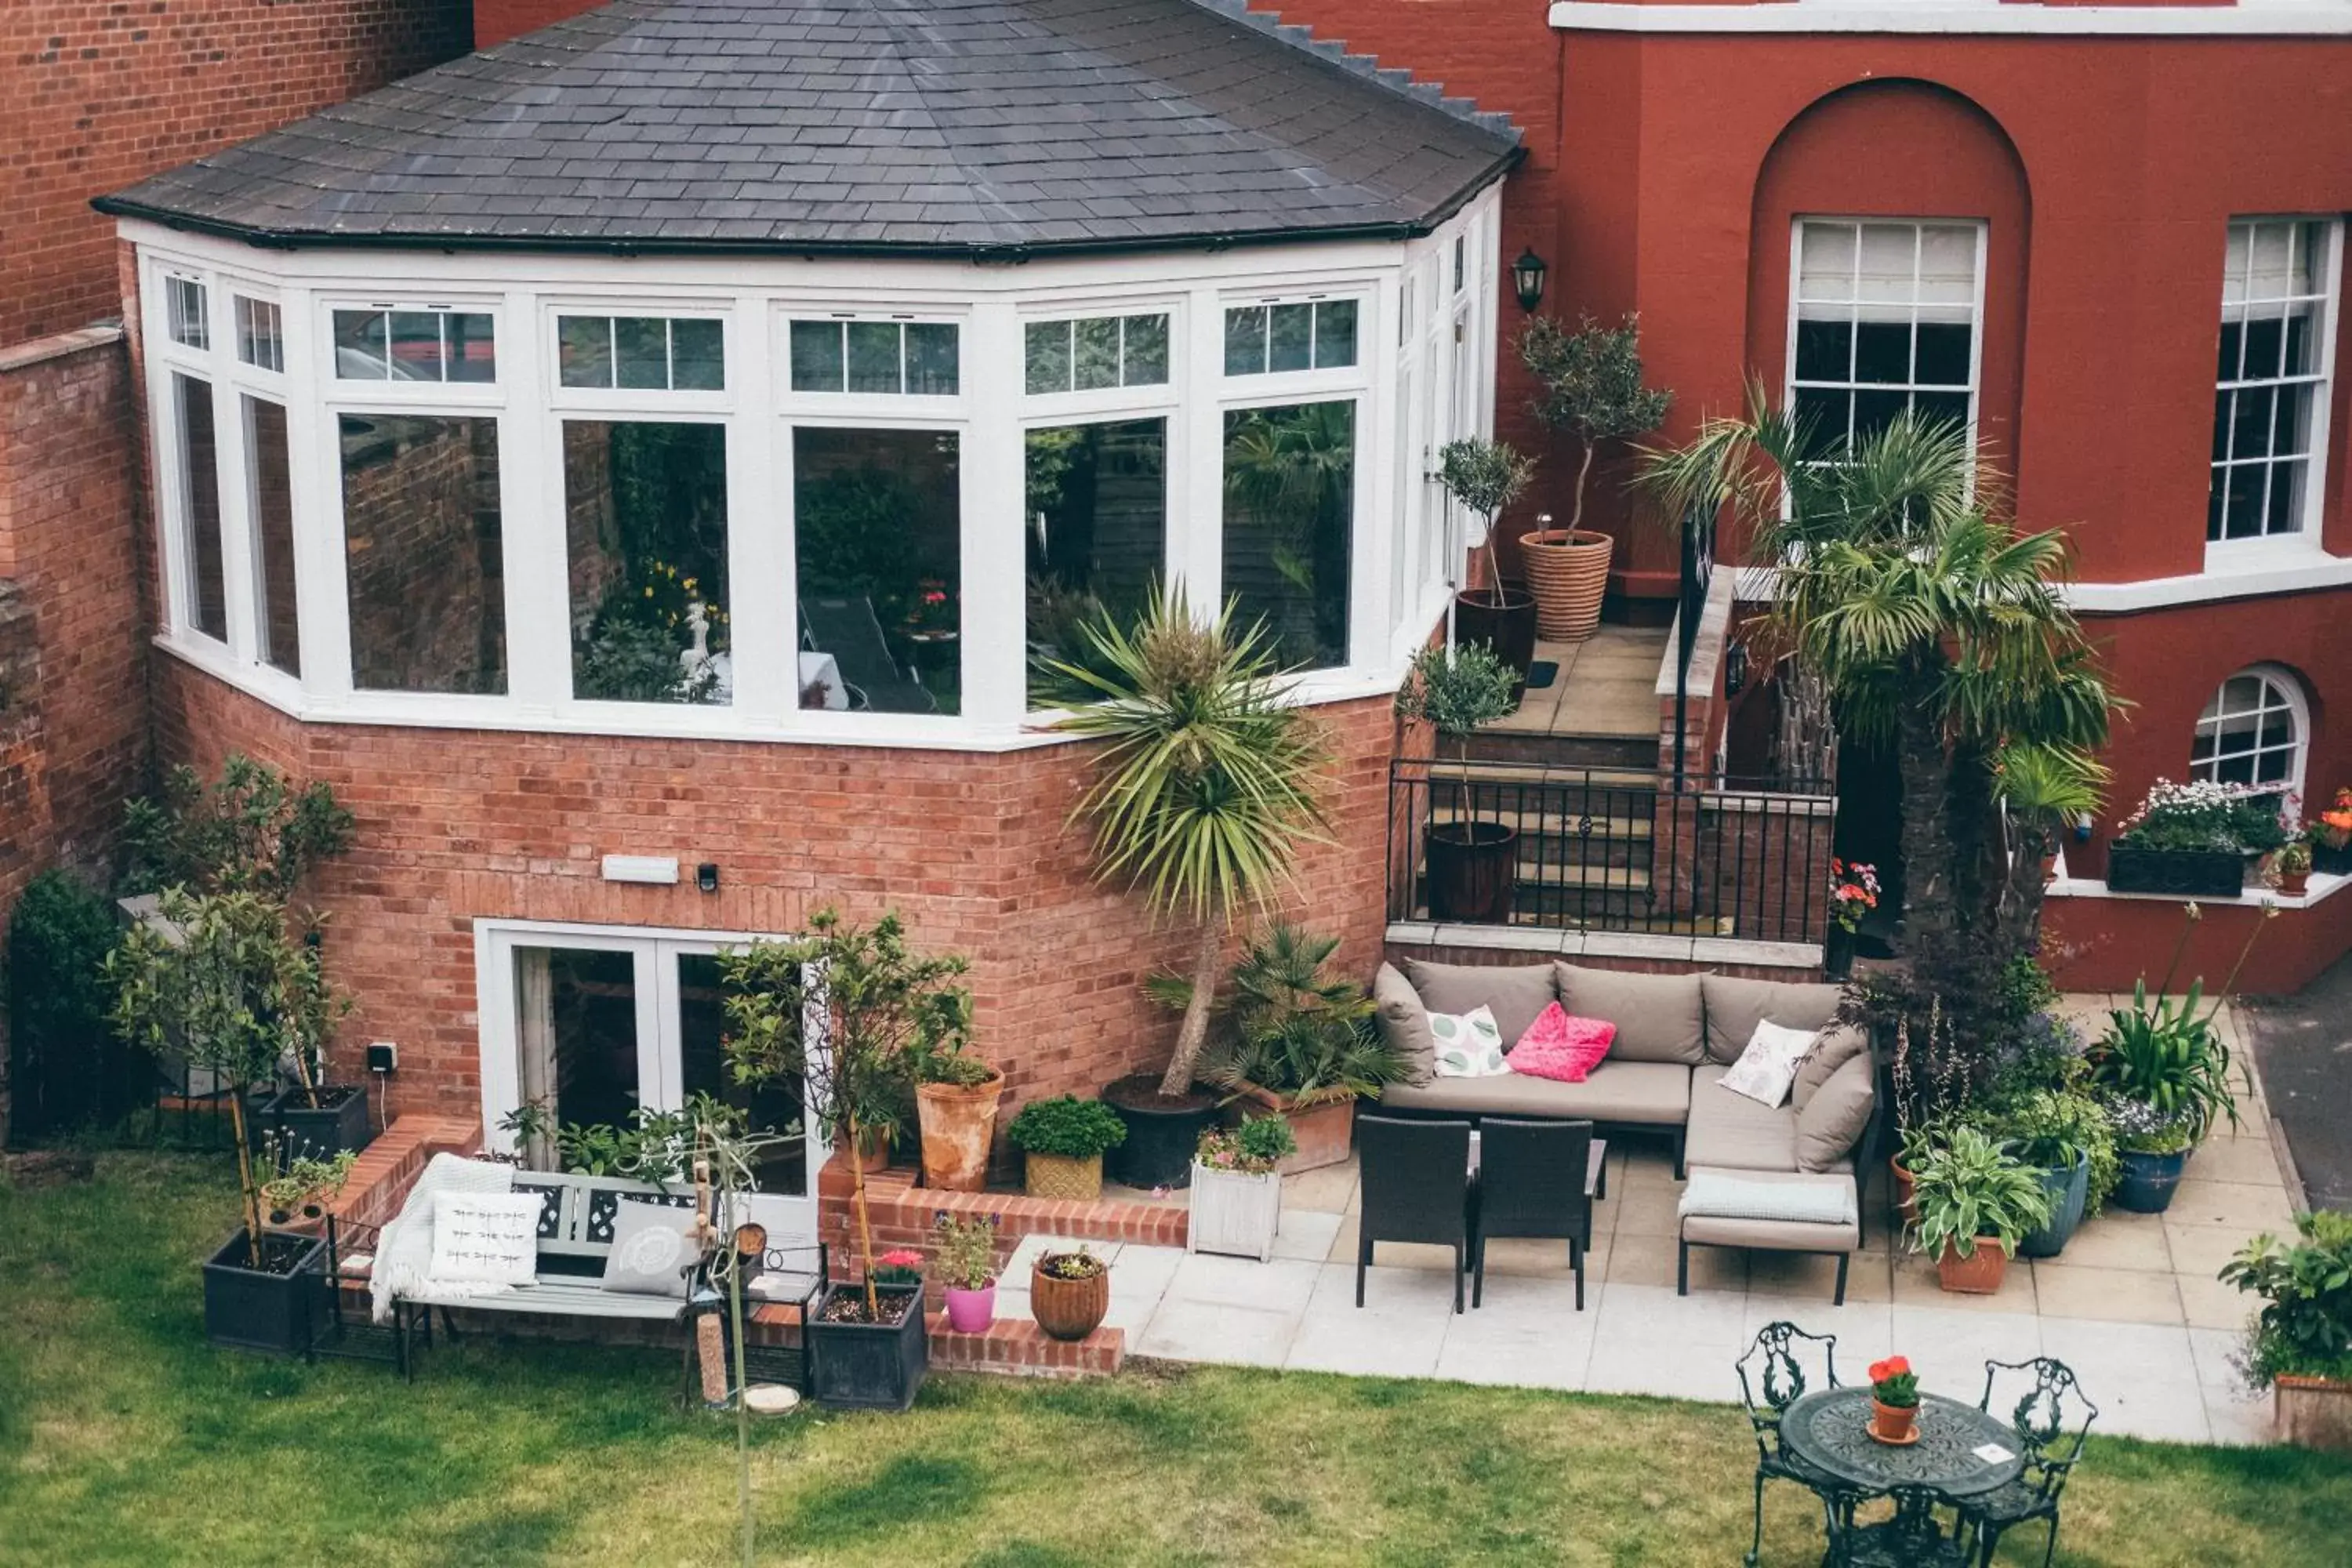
(1718, 1020), (1818, 1109)
(601, 1197), (700, 1298)
(426, 1191), (545, 1287)
(1428, 1004), (1512, 1078)
(1677, 1168), (1857, 1227)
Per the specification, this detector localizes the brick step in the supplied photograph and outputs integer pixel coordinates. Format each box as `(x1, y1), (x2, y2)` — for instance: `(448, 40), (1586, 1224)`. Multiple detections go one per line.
(1466, 731), (1658, 771)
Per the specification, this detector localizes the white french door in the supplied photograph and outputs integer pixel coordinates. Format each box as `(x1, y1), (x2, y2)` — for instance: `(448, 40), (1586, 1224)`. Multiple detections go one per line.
(475, 920), (824, 1238)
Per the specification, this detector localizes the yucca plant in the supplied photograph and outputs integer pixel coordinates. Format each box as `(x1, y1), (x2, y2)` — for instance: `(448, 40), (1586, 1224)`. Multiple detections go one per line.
(1909, 1125), (2056, 1260)
(1043, 589), (1331, 1099)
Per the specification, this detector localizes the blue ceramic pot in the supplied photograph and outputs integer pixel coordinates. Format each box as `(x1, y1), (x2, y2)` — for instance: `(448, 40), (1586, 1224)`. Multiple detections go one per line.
(2019, 1151), (2091, 1258)
(2113, 1148), (2190, 1214)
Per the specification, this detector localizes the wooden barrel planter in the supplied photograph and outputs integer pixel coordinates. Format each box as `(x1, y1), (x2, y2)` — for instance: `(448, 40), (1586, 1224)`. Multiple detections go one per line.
(1519, 528), (1613, 641)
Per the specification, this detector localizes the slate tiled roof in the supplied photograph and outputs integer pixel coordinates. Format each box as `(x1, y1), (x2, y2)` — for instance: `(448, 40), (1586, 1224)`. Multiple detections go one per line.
(97, 0), (1519, 256)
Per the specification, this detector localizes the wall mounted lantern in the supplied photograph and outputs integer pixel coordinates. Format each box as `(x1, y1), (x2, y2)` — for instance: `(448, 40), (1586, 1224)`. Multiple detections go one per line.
(1512, 248), (1549, 313)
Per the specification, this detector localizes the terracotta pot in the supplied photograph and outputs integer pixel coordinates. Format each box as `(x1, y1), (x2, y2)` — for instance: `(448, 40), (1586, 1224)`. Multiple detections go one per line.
(1936, 1239), (2010, 1295)
(2281, 868), (2311, 897)
(1023, 1150), (1104, 1201)
(1870, 1398), (1918, 1444)
(916, 1069), (1003, 1192)
(1235, 1085), (1354, 1174)
(1891, 1159), (1918, 1224)
(848, 1127), (892, 1174)
(2041, 850), (2060, 886)
(1030, 1256), (1110, 1341)
(2276, 1375), (2352, 1450)
(1519, 528), (1613, 641)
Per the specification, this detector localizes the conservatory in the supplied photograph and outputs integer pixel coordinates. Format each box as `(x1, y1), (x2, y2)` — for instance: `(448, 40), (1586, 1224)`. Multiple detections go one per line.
(100, 0), (1521, 749)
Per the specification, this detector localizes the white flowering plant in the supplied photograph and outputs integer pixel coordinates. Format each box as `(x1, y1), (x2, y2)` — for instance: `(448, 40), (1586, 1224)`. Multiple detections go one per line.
(2112, 779), (2288, 856)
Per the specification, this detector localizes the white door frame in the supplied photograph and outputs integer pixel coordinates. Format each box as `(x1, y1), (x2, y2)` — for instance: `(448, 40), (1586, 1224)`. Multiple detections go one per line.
(473, 916), (828, 1237)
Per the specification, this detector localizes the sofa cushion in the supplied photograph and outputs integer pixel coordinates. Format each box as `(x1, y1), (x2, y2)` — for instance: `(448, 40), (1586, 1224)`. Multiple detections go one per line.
(1507, 1005), (1616, 1083)
(1554, 964), (1704, 1065)
(1702, 975), (1845, 1065)
(1796, 1051), (1877, 1173)
(1686, 1065), (1798, 1173)
(1679, 1167), (1858, 1227)
(1403, 958), (1558, 1049)
(1373, 963), (1436, 1087)
(1679, 1171), (1861, 1253)
(1719, 1020), (1818, 1109)
(1381, 1059), (1691, 1125)
(1792, 1025), (1871, 1112)
(1429, 1005), (1511, 1078)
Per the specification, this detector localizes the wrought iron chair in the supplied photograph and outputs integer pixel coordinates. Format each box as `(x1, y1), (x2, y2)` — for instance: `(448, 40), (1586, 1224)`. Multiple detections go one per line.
(1468, 1118), (1600, 1310)
(1356, 1114), (1473, 1314)
(1733, 1319), (1848, 1567)
(1962, 1357), (2098, 1568)
(1826, 1483), (1970, 1568)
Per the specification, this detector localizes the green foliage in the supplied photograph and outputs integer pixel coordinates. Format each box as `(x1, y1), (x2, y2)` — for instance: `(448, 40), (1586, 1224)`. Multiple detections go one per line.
(574, 601), (717, 703)
(4, 869), (121, 1098)
(1394, 643), (1517, 742)
(795, 464), (924, 604)
(1980, 1085), (2120, 1214)
(1994, 742), (2109, 826)
(2089, 979), (2239, 1141)
(2114, 779), (2288, 855)
(1036, 1246), (1107, 1281)
(916, 1049), (997, 1088)
(497, 1098), (759, 1183)
(1996, 954), (2061, 1028)
(121, 755), (354, 898)
(1436, 437), (1537, 585)
(257, 1143), (356, 1220)
(2221, 1210), (2352, 1388)
(1196, 1116), (1296, 1174)
(1172, 922), (1398, 1104)
(930, 1212), (999, 1292)
(1518, 314), (1671, 530)
(2103, 1093), (2197, 1156)
(1004, 1094), (1127, 1160)
(1907, 1125), (2056, 1260)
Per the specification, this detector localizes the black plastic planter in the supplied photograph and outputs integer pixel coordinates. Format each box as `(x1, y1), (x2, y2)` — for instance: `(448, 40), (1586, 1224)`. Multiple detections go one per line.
(266, 1083), (374, 1160)
(2106, 846), (2246, 898)
(1427, 822), (1519, 924)
(202, 1229), (328, 1356)
(807, 1285), (928, 1411)
(2314, 841), (2352, 877)
(1102, 1074), (1220, 1190)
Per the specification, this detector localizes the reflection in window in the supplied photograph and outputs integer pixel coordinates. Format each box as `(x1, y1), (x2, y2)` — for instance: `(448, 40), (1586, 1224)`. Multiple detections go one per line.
(235, 297), (283, 372)
(1222, 401), (1355, 671)
(243, 396), (299, 677)
(514, 946), (641, 1152)
(172, 373), (227, 641)
(339, 414), (506, 694)
(1024, 314), (1171, 395)
(2191, 670), (2303, 789)
(332, 308), (495, 383)
(1790, 220), (1978, 457)
(678, 952), (806, 1194)
(563, 421), (729, 704)
(1225, 300), (1358, 376)
(557, 316), (724, 391)
(793, 427), (961, 714)
(788, 320), (958, 395)
(2210, 219), (2333, 543)
(166, 276), (209, 350)
(1025, 419), (1167, 706)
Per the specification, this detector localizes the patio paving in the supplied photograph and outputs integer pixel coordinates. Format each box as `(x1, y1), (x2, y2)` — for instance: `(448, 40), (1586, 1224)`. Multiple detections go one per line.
(990, 1000), (2295, 1445)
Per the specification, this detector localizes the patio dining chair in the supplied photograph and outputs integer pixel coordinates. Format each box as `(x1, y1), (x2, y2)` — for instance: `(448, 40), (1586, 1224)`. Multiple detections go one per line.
(1962, 1357), (2098, 1568)
(1468, 1117), (1600, 1310)
(799, 596), (935, 713)
(1734, 1320), (1846, 1568)
(1355, 1114), (1473, 1314)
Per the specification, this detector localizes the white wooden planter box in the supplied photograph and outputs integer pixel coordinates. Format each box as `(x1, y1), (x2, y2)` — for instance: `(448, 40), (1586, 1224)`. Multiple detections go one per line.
(1188, 1163), (1283, 1262)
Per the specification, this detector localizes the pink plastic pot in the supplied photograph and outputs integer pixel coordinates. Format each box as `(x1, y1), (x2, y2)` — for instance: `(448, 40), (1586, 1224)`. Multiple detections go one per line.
(942, 1283), (996, 1334)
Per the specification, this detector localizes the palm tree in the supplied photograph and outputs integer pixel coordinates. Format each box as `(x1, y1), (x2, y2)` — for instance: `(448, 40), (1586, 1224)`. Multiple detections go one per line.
(1042, 589), (1333, 1099)
(1639, 395), (2116, 962)
(1992, 740), (2109, 947)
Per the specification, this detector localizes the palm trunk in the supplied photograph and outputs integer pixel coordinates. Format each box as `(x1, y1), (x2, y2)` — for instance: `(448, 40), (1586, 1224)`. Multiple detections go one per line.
(1158, 920), (1225, 1098)
(1893, 666), (1955, 957)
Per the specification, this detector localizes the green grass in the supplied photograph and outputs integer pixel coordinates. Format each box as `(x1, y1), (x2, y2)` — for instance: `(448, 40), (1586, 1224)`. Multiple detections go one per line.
(3, 1153), (2349, 1566)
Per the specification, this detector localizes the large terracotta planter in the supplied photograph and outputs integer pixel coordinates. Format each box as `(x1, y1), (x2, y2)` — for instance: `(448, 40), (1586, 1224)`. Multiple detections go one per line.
(1030, 1256), (1110, 1341)
(916, 1069), (1003, 1192)
(1519, 528), (1613, 641)
(1935, 1240), (2010, 1295)
(1236, 1085), (1354, 1174)
(1891, 1159), (1918, 1224)
(2276, 1376), (2352, 1450)
(1023, 1150), (1104, 1201)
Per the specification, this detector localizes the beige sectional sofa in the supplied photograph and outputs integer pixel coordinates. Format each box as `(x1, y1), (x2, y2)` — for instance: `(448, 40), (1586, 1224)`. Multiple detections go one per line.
(1373, 957), (1882, 1298)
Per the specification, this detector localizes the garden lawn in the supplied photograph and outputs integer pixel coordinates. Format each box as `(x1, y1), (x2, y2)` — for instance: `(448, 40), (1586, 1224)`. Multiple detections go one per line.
(4, 1154), (2349, 1567)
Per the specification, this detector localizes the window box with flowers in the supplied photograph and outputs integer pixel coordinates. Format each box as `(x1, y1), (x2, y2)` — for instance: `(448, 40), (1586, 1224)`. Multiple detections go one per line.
(2106, 780), (2286, 897)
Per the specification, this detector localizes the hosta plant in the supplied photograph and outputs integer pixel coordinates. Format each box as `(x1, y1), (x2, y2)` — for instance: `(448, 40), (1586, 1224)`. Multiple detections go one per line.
(1908, 1126), (2056, 1261)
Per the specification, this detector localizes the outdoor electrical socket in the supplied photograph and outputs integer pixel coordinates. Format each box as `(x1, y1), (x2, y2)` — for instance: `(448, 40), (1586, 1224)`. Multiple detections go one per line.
(365, 1041), (398, 1073)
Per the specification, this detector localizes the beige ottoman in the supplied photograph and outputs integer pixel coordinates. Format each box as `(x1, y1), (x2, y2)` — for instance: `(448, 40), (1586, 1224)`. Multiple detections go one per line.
(1677, 1168), (1860, 1304)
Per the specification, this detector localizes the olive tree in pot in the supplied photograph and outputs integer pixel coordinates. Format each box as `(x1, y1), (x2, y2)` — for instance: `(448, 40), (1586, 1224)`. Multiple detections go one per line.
(2221, 1210), (2352, 1450)
(1395, 642), (1520, 924)
(720, 907), (967, 1411)
(1005, 1094), (1127, 1200)
(1042, 589), (1331, 1191)
(107, 888), (346, 1354)
(1437, 437), (1538, 699)
(1907, 1126), (2054, 1295)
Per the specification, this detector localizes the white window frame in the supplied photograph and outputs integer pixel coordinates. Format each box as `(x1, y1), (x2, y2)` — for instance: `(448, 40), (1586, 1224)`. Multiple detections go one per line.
(325, 299), (504, 394)
(2207, 216), (2342, 560)
(782, 311), (965, 401)
(546, 304), (734, 402)
(1019, 307), (1177, 401)
(1784, 216), (1987, 455)
(1220, 291), (1367, 383)
(2189, 663), (2309, 799)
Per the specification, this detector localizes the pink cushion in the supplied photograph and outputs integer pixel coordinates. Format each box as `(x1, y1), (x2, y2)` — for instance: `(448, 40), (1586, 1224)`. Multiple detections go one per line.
(1507, 1003), (1617, 1083)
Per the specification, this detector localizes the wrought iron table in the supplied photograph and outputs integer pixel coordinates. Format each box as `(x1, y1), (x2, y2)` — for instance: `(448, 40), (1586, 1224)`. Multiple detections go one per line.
(1779, 1387), (2026, 1564)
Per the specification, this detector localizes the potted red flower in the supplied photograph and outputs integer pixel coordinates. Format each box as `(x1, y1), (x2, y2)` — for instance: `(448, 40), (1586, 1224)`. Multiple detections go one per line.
(1868, 1356), (1920, 1443)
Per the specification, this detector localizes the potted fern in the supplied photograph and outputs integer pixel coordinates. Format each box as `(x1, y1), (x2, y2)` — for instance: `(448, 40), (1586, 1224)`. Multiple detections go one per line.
(1189, 1118), (1297, 1263)
(1437, 437), (1538, 698)
(1395, 642), (1519, 924)
(1907, 1126), (2055, 1294)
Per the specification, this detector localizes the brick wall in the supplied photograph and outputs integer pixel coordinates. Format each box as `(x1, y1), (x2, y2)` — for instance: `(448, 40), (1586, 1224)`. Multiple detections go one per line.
(2, 0), (472, 347)
(151, 659), (1400, 1120)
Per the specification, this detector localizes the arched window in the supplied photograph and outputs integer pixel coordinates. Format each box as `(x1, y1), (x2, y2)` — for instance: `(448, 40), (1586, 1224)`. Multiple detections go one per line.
(2190, 667), (2307, 793)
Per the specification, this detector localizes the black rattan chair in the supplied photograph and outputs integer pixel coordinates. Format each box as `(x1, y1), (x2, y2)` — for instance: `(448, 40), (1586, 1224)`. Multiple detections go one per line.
(1468, 1118), (1602, 1310)
(1356, 1113), (1473, 1314)
(1962, 1357), (2097, 1568)
(1734, 1319), (1846, 1567)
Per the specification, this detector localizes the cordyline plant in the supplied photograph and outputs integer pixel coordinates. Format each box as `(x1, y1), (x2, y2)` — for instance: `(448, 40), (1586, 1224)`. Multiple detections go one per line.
(719, 908), (971, 1319)
(1517, 313), (1672, 532)
(106, 888), (348, 1265)
(1043, 588), (1331, 1100)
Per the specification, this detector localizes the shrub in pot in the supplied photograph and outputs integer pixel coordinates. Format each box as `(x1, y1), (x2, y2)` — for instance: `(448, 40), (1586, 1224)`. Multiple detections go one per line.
(1394, 643), (1520, 925)
(1907, 1127), (2054, 1295)
(2103, 1096), (2199, 1214)
(1032, 1247), (1111, 1341)
(2220, 1210), (2352, 1450)
(911, 1037), (998, 1193)
(2270, 838), (2314, 898)
(1436, 437), (1538, 698)
(1984, 1087), (2114, 1256)
(2086, 978), (2240, 1215)
(1005, 1094), (1127, 1200)
(2310, 787), (2352, 876)
(1189, 1117), (1295, 1263)
(931, 1211), (1000, 1334)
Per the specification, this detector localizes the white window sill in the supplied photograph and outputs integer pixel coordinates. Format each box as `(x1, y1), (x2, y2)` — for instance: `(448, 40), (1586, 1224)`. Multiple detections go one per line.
(2045, 871), (2347, 910)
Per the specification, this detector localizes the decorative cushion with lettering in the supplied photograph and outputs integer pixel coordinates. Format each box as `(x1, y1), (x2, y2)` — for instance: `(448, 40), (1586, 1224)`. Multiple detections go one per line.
(1428, 1005), (1512, 1078)
(1718, 1020), (1819, 1109)
(1506, 1004), (1617, 1083)
(601, 1197), (700, 1298)
(424, 1192), (544, 1287)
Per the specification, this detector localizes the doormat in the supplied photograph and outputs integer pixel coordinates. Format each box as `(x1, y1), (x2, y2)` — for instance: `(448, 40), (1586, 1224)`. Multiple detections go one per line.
(1524, 660), (1559, 690)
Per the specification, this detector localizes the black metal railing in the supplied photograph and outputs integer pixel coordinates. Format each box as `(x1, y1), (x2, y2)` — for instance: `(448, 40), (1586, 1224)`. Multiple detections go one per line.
(1388, 757), (1836, 945)
(1671, 498), (1721, 788)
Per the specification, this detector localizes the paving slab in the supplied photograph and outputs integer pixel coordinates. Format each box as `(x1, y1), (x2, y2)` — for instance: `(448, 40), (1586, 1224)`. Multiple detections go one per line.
(2240, 952), (2352, 1210)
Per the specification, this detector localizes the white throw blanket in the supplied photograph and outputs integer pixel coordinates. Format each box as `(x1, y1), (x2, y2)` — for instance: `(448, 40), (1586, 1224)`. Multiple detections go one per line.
(370, 1153), (521, 1323)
